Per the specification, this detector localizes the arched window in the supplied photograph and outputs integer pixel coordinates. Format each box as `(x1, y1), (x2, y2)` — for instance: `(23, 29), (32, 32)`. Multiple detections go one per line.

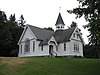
(24, 38), (30, 53)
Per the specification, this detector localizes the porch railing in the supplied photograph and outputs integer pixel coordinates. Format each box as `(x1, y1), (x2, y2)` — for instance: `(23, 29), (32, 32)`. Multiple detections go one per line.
(52, 50), (57, 57)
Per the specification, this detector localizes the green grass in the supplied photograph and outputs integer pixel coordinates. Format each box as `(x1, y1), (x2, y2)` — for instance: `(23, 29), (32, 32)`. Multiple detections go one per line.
(0, 57), (100, 75)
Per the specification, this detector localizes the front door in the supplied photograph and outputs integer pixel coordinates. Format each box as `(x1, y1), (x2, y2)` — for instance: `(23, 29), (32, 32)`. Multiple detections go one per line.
(49, 45), (53, 57)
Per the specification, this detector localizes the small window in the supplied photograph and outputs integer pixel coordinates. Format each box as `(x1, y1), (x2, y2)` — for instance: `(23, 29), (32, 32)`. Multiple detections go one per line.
(57, 26), (60, 28)
(76, 30), (78, 33)
(33, 41), (35, 52)
(73, 33), (75, 38)
(64, 43), (66, 51)
(41, 45), (43, 51)
(77, 34), (79, 38)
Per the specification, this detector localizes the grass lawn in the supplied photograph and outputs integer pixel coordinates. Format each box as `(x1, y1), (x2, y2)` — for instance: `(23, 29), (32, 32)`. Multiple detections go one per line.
(0, 57), (100, 75)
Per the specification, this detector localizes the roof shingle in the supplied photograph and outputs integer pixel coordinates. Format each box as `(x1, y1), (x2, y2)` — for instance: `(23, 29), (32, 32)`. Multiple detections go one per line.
(28, 25), (54, 45)
(53, 27), (76, 43)
(28, 25), (76, 45)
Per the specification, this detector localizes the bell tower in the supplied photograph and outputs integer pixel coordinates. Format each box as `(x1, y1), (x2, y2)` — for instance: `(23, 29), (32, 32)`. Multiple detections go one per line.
(55, 13), (65, 30)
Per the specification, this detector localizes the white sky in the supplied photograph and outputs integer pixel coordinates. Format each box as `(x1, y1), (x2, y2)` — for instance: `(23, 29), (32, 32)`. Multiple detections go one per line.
(0, 0), (89, 44)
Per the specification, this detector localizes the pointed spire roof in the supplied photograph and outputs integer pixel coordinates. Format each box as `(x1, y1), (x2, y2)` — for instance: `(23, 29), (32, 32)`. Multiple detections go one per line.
(55, 13), (65, 25)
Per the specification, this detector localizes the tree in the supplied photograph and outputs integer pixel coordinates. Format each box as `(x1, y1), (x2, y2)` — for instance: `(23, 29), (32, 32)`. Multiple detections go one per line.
(8, 14), (23, 56)
(0, 14), (17, 56)
(18, 15), (26, 28)
(44, 27), (54, 31)
(0, 21), (13, 56)
(0, 10), (7, 56)
(0, 10), (7, 31)
(0, 13), (24, 56)
(84, 44), (98, 58)
(67, 0), (100, 58)
(70, 21), (77, 28)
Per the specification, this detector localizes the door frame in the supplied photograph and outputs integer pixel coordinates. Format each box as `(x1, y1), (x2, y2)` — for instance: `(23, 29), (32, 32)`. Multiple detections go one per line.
(49, 45), (53, 57)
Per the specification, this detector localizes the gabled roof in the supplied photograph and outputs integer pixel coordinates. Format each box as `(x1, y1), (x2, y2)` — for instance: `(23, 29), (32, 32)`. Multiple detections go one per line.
(18, 24), (76, 45)
(28, 25), (54, 45)
(53, 27), (76, 43)
(55, 13), (65, 25)
(28, 25), (76, 45)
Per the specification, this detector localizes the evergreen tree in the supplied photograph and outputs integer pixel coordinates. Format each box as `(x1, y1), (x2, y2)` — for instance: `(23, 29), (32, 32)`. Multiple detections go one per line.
(84, 44), (98, 58)
(0, 13), (23, 56)
(18, 14), (26, 28)
(0, 10), (7, 56)
(70, 21), (77, 28)
(68, 0), (100, 58)
(0, 21), (13, 56)
(0, 10), (7, 31)
(44, 27), (54, 31)
(8, 14), (23, 56)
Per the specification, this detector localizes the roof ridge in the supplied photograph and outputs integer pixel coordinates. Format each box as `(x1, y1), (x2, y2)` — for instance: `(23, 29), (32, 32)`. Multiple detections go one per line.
(28, 24), (54, 33)
(65, 27), (76, 30)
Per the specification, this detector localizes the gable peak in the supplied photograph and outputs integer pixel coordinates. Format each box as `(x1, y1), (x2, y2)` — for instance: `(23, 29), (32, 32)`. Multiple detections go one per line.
(55, 13), (65, 26)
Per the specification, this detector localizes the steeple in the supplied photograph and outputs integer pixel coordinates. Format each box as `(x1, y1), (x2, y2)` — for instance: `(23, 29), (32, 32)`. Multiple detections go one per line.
(55, 13), (65, 30)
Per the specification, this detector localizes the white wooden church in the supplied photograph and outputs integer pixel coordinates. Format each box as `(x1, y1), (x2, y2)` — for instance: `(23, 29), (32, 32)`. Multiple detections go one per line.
(18, 13), (84, 57)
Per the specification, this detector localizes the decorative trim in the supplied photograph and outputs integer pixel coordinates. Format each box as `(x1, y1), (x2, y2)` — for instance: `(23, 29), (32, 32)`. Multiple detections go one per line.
(20, 38), (35, 43)
(71, 38), (82, 42)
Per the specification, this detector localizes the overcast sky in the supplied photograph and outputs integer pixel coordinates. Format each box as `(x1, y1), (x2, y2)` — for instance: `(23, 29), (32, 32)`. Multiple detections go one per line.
(0, 0), (89, 44)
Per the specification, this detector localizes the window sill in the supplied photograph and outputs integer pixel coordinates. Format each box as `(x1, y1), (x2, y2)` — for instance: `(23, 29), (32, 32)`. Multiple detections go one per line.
(74, 51), (80, 53)
(24, 52), (30, 54)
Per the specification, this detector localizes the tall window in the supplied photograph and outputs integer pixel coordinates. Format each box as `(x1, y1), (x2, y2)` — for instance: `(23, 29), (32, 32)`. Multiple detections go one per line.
(74, 42), (79, 52)
(24, 38), (30, 53)
(74, 42), (76, 51)
(41, 45), (43, 51)
(77, 43), (79, 51)
(33, 41), (35, 52)
(20, 45), (22, 53)
(64, 43), (66, 51)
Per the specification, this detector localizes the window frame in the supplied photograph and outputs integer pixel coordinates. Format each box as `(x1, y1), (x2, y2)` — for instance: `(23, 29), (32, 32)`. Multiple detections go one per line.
(24, 38), (30, 53)
(74, 42), (79, 52)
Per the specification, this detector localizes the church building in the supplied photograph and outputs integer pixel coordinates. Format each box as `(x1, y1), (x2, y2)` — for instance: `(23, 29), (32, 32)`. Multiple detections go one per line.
(18, 13), (84, 57)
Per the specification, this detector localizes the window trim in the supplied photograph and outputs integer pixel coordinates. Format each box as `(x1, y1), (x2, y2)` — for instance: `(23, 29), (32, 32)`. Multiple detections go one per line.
(74, 42), (79, 52)
(24, 38), (30, 53)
